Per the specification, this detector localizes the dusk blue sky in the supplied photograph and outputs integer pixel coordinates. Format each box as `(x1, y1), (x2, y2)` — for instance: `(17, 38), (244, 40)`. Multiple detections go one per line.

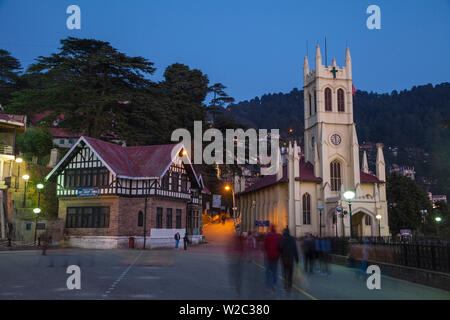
(0, 0), (449, 103)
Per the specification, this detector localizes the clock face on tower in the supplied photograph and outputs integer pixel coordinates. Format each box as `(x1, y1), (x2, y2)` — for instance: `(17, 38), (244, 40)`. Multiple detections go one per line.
(330, 134), (342, 146)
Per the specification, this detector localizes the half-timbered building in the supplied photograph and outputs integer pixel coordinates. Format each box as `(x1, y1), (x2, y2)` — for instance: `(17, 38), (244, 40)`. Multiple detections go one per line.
(45, 136), (203, 248)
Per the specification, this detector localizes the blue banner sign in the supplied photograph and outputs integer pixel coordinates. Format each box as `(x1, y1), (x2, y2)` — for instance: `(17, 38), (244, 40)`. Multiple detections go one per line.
(77, 187), (99, 197)
(254, 220), (270, 227)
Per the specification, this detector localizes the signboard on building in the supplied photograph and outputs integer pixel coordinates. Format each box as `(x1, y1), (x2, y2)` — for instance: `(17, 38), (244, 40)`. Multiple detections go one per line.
(212, 194), (222, 208)
(400, 229), (412, 236)
(77, 187), (99, 197)
(254, 220), (270, 227)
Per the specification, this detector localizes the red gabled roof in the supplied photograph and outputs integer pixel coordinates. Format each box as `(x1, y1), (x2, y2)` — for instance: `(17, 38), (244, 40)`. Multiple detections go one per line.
(360, 171), (383, 183)
(295, 160), (322, 182)
(48, 128), (79, 138)
(237, 158), (321, 195)
(0, 113), (26, 126)
(82, 136), (179, 179)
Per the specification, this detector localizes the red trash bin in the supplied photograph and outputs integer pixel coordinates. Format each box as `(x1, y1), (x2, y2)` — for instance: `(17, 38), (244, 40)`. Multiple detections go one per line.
(129, 237), (135, 249)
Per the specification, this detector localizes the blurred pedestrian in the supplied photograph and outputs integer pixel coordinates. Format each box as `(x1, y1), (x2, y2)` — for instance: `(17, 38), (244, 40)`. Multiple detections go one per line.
(278, 227), (299, 293)
(264, 224), (281, 293)
(320, 238), (331, 275)
(174, 232), (181, 249)
(303, 234), (315, 274)
(41, 230), (50, 256)
(359, 238), (370, 277)
(227, 231), (245, 296)
(183, 231), (189, 250)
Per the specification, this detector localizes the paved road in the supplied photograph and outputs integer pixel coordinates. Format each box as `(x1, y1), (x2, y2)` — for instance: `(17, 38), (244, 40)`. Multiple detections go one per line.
(0, 221), (449, 300)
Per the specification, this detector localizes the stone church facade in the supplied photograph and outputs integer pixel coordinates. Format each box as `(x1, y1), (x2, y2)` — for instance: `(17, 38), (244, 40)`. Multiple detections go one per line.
(236, 46), (389, 238)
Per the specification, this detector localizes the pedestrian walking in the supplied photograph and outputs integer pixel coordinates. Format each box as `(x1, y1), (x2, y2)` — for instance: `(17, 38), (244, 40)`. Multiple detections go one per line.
(320, 237), (331, 275)
(303, 233), (315, 274)
(183, 232), (189, 250)
(174, 232), (181, 249)
(41, 230), (50, 256)
(264, 224), (281, 293)
(278, 227), (299, 293)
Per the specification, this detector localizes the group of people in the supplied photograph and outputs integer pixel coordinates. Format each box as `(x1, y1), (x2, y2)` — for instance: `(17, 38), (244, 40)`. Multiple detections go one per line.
(226, 225), (338, 296)
(301, 233), (331, 275)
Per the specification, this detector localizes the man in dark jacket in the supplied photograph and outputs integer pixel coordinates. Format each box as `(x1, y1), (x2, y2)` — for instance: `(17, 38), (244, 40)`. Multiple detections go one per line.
(278, 227), (299, 292)
(264, 224), (281, 292)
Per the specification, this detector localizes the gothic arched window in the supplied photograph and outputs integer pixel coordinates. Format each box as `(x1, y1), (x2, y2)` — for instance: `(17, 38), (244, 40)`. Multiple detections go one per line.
(330, 160), (341, 191)
(309, 93), (312, 116)
(314, 90), (317, 113)
(325, 88), (332, 111)
(302, 193), (311, 225)
(338, 89), (345, 112)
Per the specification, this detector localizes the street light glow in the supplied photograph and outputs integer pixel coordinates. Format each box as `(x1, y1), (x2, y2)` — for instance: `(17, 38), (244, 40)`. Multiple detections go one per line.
(15, 157), (23, 163)
(22, 174), (30, 180)
(435, 217), (442, 222)
(36, 183), (44, 189)
(33, 208), (41, 214)
(343, 190), (356, 200)
(224, 185), (231, 191)
(376, 214), (382, 220)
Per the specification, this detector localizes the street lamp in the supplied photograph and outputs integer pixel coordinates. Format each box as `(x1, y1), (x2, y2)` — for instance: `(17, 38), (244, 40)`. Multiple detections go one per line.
(22, 174), (29, 207)
(343, 190), (356, 238)
(376, 214), (382, 238)
(317, 205), (324, 238)
(33, 207), (41, 244)
(36, 183), (44, 207)
(435, 217), (442, 237)
(15, 157), (23, 190)
(225, 184), (238, 232)
(420, 209), (428, 236)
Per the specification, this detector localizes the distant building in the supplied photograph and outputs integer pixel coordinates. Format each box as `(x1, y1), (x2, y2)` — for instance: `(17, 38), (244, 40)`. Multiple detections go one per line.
(390, 164), (415, 180)
(428, 192), (447, 204)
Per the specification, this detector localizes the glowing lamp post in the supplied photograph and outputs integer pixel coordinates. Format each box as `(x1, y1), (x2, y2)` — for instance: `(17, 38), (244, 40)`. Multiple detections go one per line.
(22, 174), (30, 207)
(376, 214), (382, 237)
(343, 190), (356, 238)
(225, 185), (238, 232)
(33, 207), (41, 244)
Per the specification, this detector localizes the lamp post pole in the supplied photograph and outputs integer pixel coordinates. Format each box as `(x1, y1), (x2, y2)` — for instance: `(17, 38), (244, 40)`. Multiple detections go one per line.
(318, 206), (324, 238)
(348, 201), (353, 238)
(22, 175), (29, 207)
(376, 214), (382, 238)
(343, 191), (356, 239)
(225, 184), (238, 232)
(341, 211), (346, 238)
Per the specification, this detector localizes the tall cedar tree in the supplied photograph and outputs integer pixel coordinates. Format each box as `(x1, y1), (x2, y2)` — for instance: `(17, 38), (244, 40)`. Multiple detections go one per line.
(0, 49), (22, 107)
(6, 37), (155, 139)
(118, 63), (210, 145)
(208, 83), (235, 124)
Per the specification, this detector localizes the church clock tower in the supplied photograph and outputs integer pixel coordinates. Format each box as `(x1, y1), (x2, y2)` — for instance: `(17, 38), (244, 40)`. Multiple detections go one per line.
(303, 45), (361, 200)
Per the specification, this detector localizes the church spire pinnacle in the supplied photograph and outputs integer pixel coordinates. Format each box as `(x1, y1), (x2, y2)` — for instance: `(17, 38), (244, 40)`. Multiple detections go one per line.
(315, 45), (322, 68)
(345, 47), (352, 77)
(362, 151), (369, 173)
(303, 56), (309, 79)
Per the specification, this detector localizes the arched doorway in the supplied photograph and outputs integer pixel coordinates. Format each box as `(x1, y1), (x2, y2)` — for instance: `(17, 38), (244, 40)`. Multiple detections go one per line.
(351, 209), (375, 237)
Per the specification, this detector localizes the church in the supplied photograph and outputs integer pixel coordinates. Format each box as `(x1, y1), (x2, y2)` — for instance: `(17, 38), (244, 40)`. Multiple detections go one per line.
(235, 46), (389, 238)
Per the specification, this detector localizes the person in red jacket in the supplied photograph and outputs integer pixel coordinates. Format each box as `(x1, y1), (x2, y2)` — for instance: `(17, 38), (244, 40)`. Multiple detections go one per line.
(264, 224), (281, 293)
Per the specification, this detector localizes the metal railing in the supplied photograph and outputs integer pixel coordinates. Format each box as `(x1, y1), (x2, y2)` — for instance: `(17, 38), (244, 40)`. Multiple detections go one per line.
(326, 237), (450, 273)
